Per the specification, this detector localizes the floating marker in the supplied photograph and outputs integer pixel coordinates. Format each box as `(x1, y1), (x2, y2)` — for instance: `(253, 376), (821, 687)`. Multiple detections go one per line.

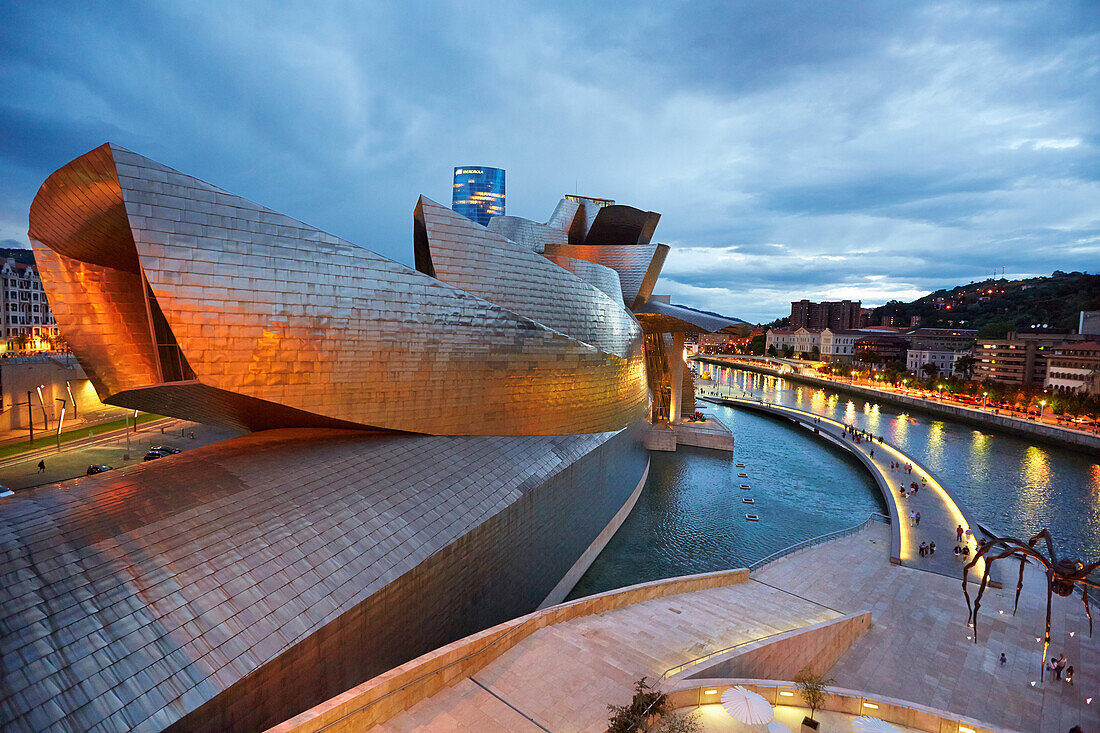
(737, 473), (748, 478)
(745, 514), (759, 521)
(736, 463), (745, 468)
(740, 484), (751, 490)
(743, 497), (755, 504)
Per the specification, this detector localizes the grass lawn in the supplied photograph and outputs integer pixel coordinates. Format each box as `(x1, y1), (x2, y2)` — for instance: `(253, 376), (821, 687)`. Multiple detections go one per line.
(0, 413), (165, 461)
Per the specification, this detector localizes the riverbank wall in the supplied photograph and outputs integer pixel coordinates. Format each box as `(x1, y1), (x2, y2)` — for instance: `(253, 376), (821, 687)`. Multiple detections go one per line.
(697, 357), (1100, 454)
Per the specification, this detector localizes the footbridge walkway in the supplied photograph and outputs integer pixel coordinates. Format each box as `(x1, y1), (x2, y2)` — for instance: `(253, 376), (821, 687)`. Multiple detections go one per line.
(698, 390), (998, 586)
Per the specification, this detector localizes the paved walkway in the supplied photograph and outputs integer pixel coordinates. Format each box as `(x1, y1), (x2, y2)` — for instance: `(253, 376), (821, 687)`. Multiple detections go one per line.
(376, 523), (1097, 732)
(699, 391), (991, 583)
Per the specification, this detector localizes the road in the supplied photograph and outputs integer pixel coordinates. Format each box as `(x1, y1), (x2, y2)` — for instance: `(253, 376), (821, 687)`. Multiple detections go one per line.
(0, 419), (245, 491)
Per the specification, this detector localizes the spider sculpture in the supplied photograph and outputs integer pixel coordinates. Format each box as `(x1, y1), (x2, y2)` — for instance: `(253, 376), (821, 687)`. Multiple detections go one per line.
(963, 529), (1098, 680)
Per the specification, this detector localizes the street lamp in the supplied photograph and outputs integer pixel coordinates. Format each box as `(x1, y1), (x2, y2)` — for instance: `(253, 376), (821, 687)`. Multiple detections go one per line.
(982, 391), (988, 409)
(1039, 399), (1046, 422)
(937, 384), (944, 401)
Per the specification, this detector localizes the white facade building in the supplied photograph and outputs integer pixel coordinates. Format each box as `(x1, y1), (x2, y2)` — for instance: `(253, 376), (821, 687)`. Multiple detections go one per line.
(765, 328), (820, 356)
(906, 349), (964, 376)
(819, 329), (862, 363)
(1, 257), (59, 352)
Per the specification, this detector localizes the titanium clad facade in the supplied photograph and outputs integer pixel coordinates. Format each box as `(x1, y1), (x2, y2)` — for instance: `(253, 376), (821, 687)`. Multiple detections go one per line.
(29, 145), (647, 435)
(0, 425), (647, 732)
(451, 165), (505, 226)
(544, 242), (669, 310)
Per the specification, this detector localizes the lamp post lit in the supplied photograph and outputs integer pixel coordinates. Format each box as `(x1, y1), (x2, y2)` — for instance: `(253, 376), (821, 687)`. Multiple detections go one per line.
(1039, 399), (1046, 422)
(982, 391), (988, 409)
(55, 398), (66, 452)
(938, 384), (944, 401)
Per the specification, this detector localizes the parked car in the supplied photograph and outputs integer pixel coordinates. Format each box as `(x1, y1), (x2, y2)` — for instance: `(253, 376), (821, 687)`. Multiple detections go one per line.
(148, 445), (180, 454)
(143, 449), (170, 461)
(0, 486), (13, 498)
(86, 464), (113, 475)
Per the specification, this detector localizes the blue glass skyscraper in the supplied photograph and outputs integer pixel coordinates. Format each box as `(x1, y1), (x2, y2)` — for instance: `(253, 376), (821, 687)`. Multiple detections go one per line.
(451, 166), (505, 226)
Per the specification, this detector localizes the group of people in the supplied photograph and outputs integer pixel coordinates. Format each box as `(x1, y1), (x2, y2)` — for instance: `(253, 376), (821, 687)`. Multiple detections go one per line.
(918, 540), (935, 556)
(889, 460), (914, 474)
(1047, 653), (1074, 684)
(840, 424), (881, 445)
(899, 480), (922, 499)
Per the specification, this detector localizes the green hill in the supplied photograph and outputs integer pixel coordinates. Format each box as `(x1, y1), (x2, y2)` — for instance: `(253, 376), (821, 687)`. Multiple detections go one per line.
(872, 271), (1100, 337)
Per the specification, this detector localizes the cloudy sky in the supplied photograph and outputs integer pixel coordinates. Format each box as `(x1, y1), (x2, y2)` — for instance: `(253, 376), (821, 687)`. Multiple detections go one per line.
(1, 1), (1097, 322)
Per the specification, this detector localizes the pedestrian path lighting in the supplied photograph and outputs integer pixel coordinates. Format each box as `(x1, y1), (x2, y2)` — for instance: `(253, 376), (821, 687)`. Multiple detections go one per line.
(982, 391), (987, 409)
(963, 529), (1098, 681)
(937, 384), (944, 400)
(1039, 399), (1046, 421)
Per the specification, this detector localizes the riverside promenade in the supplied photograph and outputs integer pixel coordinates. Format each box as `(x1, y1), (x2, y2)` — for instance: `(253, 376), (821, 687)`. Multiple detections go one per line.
(698, 390), (995, 584)
(697, 355), (1100, 453)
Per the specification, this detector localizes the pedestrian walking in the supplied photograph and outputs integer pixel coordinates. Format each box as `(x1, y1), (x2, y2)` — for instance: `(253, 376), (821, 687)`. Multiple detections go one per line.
(1056, 653), (1067, 680)
(929, 540), (935, 554)
(999, 652), (1007, 666)
(37, 460), (45, 473)
(870, 448), (874, 458)
(954, 545), (961, 559)
(909, 510), (916, 526)
(1065, 665), (1074, 685)
(915, 511), (921, 526)
(957, 525), (964, 542)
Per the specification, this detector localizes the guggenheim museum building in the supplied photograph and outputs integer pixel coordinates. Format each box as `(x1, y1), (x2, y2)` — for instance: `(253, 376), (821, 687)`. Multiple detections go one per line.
(1, 144), (736, 731)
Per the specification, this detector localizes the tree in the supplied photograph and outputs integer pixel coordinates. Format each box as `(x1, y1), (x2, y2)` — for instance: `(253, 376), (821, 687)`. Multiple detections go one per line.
(767, 345), (777, 357)
(921, 362), (939, 378)
(607, 677), (699, 733)
(793, 668), (835, 728)
(749, 334), (766, 355)
(810, 345), (820, 360)
(954, 354), (977, 378)
(782, 345), (795, 358)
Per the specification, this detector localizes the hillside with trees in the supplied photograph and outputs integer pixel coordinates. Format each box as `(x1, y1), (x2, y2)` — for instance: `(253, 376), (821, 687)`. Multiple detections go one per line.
(871, 271), (1100, 337)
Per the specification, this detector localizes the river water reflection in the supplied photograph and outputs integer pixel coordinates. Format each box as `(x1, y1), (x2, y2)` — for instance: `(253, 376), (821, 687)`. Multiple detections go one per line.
(715, 366), (1100, 559)
(568, 366), (1099, 600)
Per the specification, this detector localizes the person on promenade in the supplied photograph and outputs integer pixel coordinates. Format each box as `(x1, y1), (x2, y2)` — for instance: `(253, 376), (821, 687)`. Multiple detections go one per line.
(915, 511), (921, 526)
(1056, 653), (1067, 680)
(869, 448), (874, 458)
(957, 525), (964, 543)
(1065, 665), (1074, 685)
(1000, 652), (1007, 666)
(954, 545), (961, 559)
(919, 541), (927, 557)
(962, 545), (970, 559)
(909, 510), (916, 525)
(921, 476), (927, 488)
(929, 540), (935, 554)
(37, 460), (45, 473)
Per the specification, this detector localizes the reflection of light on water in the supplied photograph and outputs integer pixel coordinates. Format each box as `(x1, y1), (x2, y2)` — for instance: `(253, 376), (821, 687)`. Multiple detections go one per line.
(925, 421), (945, 463)
(844, 401), (856, 423)
(1022, 446), (1052, 487)
(1018, 446), (1053, 518)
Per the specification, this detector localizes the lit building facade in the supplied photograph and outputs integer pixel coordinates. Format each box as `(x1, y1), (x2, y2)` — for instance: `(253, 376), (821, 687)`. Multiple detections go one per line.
(0, 252), (61, 352)
(451, 165), (505, 225)
(906, 349), (966, 376)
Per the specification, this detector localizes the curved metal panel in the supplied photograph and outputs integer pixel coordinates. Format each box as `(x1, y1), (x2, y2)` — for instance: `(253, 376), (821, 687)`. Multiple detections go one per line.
(542, 254), (624, 305)
(28, 143), (141, 273)
(0, 424), (647, 732)
(584, 204), (661, 245)
(416, 196), (640, 358)
(542, 242), (668, 309)
(486, 215), (568, 253)
(31, 145), (648, 435)
(634, 299), (746, 333)
(29, 242), (159, 398)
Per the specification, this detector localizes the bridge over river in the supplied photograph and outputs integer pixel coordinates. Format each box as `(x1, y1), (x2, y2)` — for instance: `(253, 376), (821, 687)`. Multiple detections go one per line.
(698, 389), (999, 586)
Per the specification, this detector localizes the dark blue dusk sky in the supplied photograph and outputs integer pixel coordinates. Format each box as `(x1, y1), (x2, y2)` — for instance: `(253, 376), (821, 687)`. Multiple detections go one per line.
(1, 1), (1097, 322)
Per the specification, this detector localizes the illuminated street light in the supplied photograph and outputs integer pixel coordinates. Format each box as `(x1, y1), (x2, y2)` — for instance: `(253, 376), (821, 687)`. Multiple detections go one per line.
(982, 391), (988, 409)
(1039, 399), (1046, 421)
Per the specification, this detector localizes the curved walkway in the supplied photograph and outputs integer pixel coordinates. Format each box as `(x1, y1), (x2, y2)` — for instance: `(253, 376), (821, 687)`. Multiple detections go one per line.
(698, 390), (995, 584)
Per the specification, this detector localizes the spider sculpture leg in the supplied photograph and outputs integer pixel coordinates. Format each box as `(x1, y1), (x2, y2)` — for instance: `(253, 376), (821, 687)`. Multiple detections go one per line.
(1041, 569), (1054, 682)
(1084, 585), (1093, 637)
(1013, 555), (1026, 615)
(968, 546), (1021, 643)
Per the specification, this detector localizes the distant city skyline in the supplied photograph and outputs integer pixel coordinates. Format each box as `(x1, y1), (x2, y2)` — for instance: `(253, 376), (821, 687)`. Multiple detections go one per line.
(1, 1), (1097, 322)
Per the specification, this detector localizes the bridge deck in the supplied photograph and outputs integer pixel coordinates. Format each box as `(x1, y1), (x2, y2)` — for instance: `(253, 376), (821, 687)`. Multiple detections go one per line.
(699, 391), (998, 586)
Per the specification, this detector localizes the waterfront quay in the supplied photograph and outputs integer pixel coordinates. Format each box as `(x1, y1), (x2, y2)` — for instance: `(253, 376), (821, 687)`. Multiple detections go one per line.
(283, 521), (1096, 733)
(697, 355), (1100, 453)
(697, 390), (995, 584)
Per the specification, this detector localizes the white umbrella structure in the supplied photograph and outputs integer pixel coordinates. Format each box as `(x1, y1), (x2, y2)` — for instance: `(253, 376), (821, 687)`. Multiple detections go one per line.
(852, 715), (901, 732)
(720, 685), (774, 726)
(766, 721), (792, 733)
